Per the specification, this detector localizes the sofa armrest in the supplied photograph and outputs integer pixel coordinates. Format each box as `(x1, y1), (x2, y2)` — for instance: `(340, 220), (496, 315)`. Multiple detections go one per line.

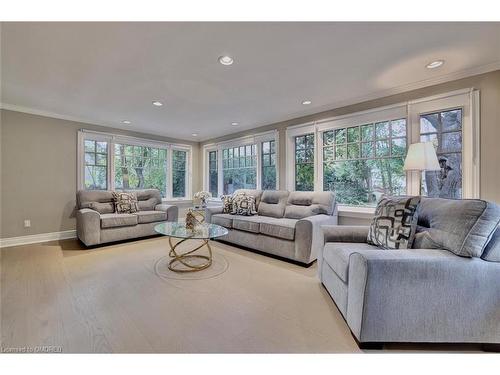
(294, 214), (338, 264)
(76, 208), (101, 246)
(322, 225), (370, 244)
(205, 206), (224, 224)
(346, 249), (500, 343)
(155, 203), (178, 222)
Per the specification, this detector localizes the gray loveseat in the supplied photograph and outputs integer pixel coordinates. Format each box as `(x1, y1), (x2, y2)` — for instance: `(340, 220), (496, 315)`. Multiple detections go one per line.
(206, 189), (337, 265)
(319, 197), (500, 347)
(76, 189), (178, 246)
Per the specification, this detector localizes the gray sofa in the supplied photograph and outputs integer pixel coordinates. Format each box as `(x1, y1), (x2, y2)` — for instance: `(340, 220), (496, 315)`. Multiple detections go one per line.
(319, 197), (500, 347)
(76, 189), (178, 246)
(206, 189), (337, 265)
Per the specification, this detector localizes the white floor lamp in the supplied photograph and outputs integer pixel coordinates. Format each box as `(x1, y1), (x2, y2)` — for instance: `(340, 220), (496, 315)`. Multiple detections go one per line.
(403, 142), (441, 195)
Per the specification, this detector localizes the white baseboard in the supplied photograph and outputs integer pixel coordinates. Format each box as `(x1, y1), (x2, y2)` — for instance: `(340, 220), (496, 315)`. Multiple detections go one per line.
(0, 230), (77, 248)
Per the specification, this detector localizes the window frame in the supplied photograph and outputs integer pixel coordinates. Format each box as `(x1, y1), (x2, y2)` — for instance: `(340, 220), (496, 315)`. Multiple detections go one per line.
(77, 130), (193, 201)
(285, 89), (480, 214)
(202, 130), (279, 199)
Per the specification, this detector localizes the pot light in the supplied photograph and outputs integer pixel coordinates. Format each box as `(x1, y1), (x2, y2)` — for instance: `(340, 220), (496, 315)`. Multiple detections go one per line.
(218, 55), (234, 66)
(191, 133), (198, 137)
(302, 100), (312, 105)
(152, 100), (163, 107)
(426, 60), (444, 69)
(122, 120), (131, 124)
(231, 122), (239, 126)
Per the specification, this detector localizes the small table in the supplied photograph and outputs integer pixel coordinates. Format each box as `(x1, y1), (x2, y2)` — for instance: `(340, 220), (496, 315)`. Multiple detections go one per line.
(154, 222), (228, 273)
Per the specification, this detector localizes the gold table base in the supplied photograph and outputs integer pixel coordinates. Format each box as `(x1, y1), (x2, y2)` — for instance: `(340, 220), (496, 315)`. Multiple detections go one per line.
(168, 236), (213, 273)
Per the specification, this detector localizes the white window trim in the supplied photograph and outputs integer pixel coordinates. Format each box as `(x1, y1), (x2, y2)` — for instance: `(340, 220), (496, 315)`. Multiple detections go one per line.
(285, 88), (480, 216)
(77, 129), (193, 200)
(202, 130), (279, 198)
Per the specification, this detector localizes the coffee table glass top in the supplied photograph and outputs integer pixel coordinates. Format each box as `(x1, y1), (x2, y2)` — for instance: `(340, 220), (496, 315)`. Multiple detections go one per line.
(154, 222), (228, 240)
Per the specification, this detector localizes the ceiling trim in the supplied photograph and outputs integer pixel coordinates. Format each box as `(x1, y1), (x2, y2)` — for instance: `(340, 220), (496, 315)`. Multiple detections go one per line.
(2, 60), (500, 142)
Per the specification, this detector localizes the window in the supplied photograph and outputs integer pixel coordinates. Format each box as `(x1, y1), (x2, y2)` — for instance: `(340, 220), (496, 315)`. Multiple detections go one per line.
(295, 134), (314, 191)
(208, 151), (218, 198)
(420, 109), (463, 199)
(322, 119), (407, 206)
(222, 144), (257, 194)
(84, 139), (108, 190)
(261, 140), (276, 190)
(78, 130), (192, 200)
(172, 149), (187, 198)
(114, 143), (167, 197)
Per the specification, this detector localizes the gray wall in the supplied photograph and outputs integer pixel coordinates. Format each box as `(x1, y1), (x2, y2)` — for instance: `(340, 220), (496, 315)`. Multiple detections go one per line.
(0, 110), (201, 238)
(200, 70), (500, 206)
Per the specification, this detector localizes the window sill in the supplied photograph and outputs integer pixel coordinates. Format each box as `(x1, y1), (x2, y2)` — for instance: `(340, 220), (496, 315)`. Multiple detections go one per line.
(161, 198), (193, 205)
(337, 205), (375, 219)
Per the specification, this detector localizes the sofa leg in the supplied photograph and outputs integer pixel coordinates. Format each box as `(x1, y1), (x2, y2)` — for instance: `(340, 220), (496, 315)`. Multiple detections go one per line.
(482, 344), (500, 352)
(358, 342), (384, 350)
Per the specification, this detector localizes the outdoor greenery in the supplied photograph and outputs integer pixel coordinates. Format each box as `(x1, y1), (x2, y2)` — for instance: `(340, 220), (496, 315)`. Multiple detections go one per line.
(222, 144), (257, 194)
(172, 150), (187, 198)
(295, 134), (315, 191)
(84, 140), (108, 190)
(114, 144), (168, 197)
(261, 140), (276, 190)
(208, 151), (218, 198)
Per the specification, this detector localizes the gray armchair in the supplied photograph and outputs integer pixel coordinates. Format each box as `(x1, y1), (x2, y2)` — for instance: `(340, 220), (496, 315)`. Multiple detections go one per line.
(76, 189), (178, 246)
(319, 197), (500, 347)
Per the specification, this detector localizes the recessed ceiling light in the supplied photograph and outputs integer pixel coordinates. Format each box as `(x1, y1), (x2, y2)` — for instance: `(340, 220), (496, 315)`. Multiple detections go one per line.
(302, 100), (312, 105)
(122, 120), (131, 124)
(191, 133), (198, 137)
(231, 122), (239, 126)
(426, 60), (445, 69)
(218, 55), (234, 66)
(152, 100), (163, 107)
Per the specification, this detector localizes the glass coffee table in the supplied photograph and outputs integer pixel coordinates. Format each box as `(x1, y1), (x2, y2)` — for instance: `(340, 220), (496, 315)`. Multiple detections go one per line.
(154, 222), (228, 273)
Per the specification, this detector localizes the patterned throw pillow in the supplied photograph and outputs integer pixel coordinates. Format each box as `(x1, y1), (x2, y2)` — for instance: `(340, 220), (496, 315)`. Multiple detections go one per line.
(112, 191), (139, 214)
(367, 195), (421, 249)
(221, 195), (234, 214)
(231, 192), (256, 216)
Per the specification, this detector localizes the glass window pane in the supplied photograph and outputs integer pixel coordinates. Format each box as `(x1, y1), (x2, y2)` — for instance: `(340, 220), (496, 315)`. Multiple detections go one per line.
(375, 122), (389, 139)
(295, 164), (314, 191)
(270, 140), (276, 153)
(84, 140), (95, 152)
(391, 138), (406, 156)
(391, 119), (406, 137)
(420, 133), (439, 150)
(96, 153), (107, 166)
(323, 131), (334, 146)
(442, 132), (462, 152)
(375, 140), (390, 157)
(441, 109), (462, 131)
(347, 143), (360, 159)
(347, 127), (360, 143)
(422, 153), (462, 199)
(262, 141), (270, 154)
(335, 145), (346, 160)
(420, 113), (439, 133)
(361, 124), (373, 141)
(361, 142), (373, 158)
(85, 165), (107, 190)
(96, 141), (107, 153)
(323, 146), (334, 161)
(85, 152), (95, 165)
(296, 136), (305, 150)
(335, 128), (346, 144)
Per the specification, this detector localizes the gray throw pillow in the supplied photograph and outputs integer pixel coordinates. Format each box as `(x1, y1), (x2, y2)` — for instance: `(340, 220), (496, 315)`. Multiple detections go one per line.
(367, 196), (421, 249)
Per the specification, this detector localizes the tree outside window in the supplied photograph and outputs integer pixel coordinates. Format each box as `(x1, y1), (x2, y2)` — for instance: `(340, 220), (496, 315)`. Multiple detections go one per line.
(261, 140), (276, 190)
(222, 145), (257, 194)
(172, 149), (187, 198)
(84, 140), (108, 190)
(295, 134), (315, 191)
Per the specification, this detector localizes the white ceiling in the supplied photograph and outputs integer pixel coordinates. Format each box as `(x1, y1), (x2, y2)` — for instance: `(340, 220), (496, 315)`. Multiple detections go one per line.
(2, 22), (500, 141)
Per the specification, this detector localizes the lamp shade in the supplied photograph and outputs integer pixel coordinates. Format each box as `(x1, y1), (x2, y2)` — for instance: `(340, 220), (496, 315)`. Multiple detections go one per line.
(403, 142), (441, 171)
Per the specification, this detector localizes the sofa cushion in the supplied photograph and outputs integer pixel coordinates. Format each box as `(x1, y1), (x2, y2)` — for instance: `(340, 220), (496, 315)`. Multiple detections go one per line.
(414, 197), (500, 257)
(323, 242), (379, 282)
(367, 195), (420, 249)
(481, 226), (500, 262)
(89, 202), (115, 214)
(211, 214), (234, 229)
(259, 217), (298, 240)
(126, 189), (162, 211)
(134, 210), (167, 224)
(284, 191), (336, 219)
(233, 216), (261, 233)
(76, 189), (114, 209)
(100, 213), (138, 229)
(257, 190), (289, 218)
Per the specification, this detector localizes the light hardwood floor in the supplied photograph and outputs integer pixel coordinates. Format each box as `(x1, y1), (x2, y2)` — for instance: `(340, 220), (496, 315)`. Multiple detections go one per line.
(0, 237), (482, 353)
